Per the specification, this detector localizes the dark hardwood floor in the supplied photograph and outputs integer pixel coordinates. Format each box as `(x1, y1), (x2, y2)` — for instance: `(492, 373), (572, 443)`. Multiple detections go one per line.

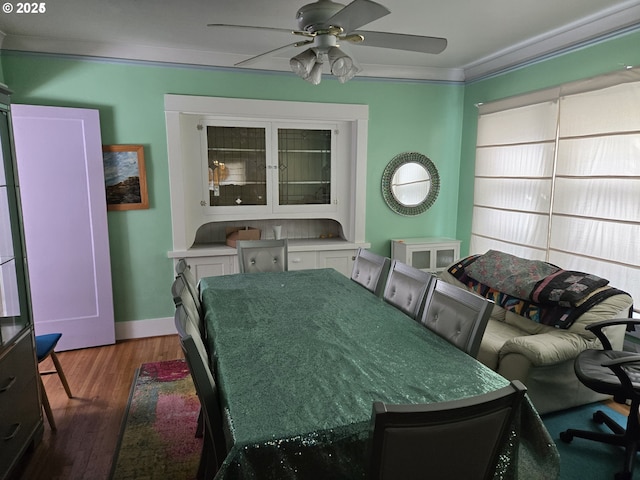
(9, 335), (183, 480)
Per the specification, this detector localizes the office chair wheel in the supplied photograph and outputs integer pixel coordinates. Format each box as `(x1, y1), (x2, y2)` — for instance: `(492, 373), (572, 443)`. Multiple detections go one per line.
(559, 430), (573, 443)
(592, 410), (607, 424)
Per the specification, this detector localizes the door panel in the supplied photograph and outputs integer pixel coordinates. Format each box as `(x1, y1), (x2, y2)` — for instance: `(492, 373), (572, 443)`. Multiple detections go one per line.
(11, 105), (115, 350)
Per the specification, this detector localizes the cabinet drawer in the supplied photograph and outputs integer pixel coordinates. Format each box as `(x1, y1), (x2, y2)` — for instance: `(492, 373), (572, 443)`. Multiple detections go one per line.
(0, 332), (37, 394)
(0, 375), (40, 475)
(288, 251), (317, 271)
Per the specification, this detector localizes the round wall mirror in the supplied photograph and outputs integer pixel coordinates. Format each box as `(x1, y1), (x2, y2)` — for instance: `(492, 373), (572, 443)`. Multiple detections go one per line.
(381, 152), (440, 216)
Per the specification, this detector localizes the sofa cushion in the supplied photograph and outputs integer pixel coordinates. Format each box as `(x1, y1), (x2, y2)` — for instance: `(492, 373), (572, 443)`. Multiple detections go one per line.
(477, 320), (523, 370)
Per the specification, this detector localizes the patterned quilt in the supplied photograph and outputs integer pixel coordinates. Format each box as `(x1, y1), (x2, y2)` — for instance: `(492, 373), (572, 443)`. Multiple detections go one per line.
(448, 251), (625, 329)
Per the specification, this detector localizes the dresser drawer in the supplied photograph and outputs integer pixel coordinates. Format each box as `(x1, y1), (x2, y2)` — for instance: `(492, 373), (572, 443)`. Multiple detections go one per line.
(0, 332), (37, 394)
(0, 376), (41, 475)
(288, 251), (317, 271)
(0, 331), (41, 477)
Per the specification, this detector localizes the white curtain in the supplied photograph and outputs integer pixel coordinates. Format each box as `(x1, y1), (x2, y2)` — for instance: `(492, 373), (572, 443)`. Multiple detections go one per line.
(472, 69), (640, 314)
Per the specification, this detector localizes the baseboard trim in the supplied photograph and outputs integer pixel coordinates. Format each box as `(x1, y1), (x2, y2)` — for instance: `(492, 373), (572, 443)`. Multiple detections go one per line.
(115, 317), (176, 341)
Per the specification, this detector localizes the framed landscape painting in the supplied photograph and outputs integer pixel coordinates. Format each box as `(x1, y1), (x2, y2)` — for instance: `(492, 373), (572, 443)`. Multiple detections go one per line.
(103, 145), (149, 211)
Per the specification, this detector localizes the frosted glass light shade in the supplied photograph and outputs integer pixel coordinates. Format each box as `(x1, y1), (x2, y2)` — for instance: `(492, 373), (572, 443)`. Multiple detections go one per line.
(290, 49), (317, 78)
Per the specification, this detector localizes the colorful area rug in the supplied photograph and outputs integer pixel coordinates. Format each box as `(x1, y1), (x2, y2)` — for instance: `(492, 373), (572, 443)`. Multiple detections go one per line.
(110, 359), (201, 480)
(542, 403), (639, 480)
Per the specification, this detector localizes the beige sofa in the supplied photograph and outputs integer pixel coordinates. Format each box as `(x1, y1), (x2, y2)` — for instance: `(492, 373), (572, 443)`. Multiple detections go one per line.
(440, 252), (633, 414)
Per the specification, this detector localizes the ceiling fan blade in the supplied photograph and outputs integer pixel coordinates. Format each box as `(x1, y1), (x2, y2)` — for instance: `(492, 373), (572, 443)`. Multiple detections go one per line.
(352, 31), (447, 54)
(208, 23), (295, 35)
(235, 40), (313, 67)
(323, 0), (390, 33)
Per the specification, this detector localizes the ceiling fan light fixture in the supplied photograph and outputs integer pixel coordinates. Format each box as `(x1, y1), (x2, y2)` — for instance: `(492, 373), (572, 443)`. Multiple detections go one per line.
(290, 48), (318, 78)
(336, 63), (361, 83)
(304, 60), (324, 85)
(328, 46), (353, 77)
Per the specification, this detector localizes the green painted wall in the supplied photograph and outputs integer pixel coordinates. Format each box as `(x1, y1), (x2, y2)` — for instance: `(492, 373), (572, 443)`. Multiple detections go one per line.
(1, 52), (464, 323)
(457, 29), (640, 255)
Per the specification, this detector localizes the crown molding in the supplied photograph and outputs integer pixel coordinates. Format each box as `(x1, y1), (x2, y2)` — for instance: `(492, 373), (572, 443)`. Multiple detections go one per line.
(463, 1), (640, 81)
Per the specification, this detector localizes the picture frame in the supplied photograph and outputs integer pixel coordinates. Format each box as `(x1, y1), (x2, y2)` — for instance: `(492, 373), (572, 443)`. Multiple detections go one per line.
(102, 144), (149, 211)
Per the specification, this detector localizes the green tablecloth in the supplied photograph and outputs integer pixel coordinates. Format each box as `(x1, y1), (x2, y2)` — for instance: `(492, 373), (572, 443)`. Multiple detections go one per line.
(200, 268), (559, 479)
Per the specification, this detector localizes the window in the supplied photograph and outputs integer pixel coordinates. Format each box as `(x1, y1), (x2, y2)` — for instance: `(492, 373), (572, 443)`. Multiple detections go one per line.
(472, 69), (640, 314)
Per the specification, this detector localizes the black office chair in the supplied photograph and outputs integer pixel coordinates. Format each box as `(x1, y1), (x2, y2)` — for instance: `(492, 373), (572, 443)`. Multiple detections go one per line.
(236, 239), (288, 273)
(351, 248), (391, 297)
(175, 304), (228, 479)
(383, 260), (434, 320)
(369, 380), (527, 480)
(175, 258), (202, 318)
(560, 318), (640, 480)
(419, 279), (493, 358)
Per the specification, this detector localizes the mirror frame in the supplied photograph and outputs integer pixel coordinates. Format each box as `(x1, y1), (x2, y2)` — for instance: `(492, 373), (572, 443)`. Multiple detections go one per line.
(381, 152), (440, 216)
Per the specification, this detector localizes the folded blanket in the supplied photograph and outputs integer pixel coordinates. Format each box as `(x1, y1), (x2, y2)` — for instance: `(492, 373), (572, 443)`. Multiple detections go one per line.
(465, 250), (558, 300)
(531, 269), (609, 307)
(448, 254), (620, 329)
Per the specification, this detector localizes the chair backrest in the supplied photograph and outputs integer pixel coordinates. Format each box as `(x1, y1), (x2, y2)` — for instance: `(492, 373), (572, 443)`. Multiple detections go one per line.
(383, 260), (434, 319)
(174, 305), (228, 473)
(419, 279), (492, 358)
(175, 258), (202, 317)
(351, 248), (391, 297)
(171, 275), (206, 340)
(369, 380), (527, 480)
(236, 239), (288, 273)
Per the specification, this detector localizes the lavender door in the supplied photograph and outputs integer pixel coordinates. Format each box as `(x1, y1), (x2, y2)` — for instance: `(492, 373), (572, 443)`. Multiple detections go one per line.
(11, 105), (115, 350)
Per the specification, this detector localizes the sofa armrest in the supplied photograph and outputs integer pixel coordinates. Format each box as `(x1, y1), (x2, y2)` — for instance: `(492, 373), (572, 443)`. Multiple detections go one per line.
(500, 331), (601, 367)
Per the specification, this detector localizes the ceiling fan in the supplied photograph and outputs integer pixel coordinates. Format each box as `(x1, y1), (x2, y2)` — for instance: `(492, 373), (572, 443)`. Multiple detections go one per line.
(208, 0), (447, 84)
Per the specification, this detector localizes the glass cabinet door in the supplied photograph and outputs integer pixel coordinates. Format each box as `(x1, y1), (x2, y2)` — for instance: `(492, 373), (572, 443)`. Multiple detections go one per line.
(277, 128), (332, 206)
(0, 108), (29, 345)
(201, 119), (337, 214)
(205, 125), (267, 207)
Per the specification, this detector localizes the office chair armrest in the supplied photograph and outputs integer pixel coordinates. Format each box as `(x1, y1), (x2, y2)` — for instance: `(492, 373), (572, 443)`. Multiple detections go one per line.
(602, 355), (640, 368)
(601, 354), (640, 395)
(585, 318), (640, 350)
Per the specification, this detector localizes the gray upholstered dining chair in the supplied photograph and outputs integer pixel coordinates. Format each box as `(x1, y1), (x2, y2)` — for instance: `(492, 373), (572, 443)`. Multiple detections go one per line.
(175, 304), (228, 479)
(175, 258), (202, 317)
(172, 274), (209, 438)
(351, 248), (391, 297)
(419, 279), (492, 359)
(369, 380), (527, 480)
(236, 239), (288, 273)
(382, 260), (434, 320)
(172, 275), (206, 341)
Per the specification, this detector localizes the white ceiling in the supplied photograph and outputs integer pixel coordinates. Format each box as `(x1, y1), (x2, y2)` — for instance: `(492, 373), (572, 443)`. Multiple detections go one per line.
(1, 0), (639, 82)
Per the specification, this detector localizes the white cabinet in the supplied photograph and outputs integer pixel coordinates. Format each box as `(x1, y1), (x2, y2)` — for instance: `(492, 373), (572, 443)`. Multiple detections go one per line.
(201, 120), (338, 217)
(317, 249), (356, 277)
(391, 237), (461, 274)
(186, 255), (235, 280)
(288, 251), (317, 271)
(172, 241), (359, 280)
(165, 95), (369, 252)
(165, 95), (370, 276)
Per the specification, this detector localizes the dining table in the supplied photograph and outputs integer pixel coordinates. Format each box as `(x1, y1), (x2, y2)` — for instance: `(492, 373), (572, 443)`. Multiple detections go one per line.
(199, 268), (560, 479)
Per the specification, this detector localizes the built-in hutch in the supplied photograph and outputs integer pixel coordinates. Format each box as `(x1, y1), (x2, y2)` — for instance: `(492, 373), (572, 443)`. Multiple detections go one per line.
(165, 95), (370, 278)
(0, 86), (43, 480)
